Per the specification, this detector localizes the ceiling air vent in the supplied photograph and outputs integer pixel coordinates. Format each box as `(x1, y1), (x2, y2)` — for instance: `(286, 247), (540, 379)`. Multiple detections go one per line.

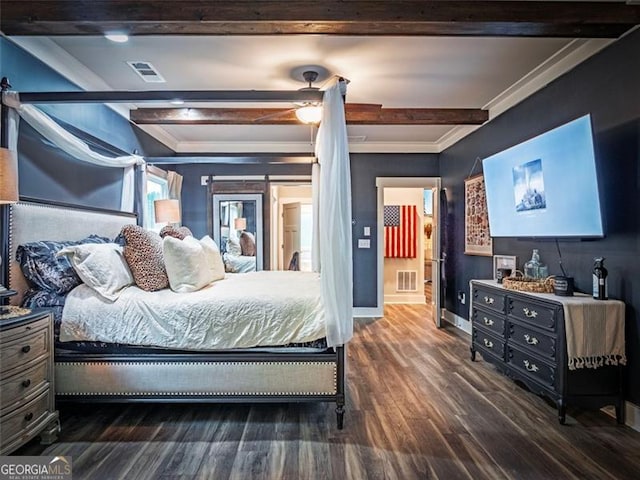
(127, 61), (166, 83)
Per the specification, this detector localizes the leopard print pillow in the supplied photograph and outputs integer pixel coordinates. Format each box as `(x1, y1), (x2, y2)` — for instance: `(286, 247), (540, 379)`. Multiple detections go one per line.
(121, 225), (169, 291)
(159, 225), (193, 240)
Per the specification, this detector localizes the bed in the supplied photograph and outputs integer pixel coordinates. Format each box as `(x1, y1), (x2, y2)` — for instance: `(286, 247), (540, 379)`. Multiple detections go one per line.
(6, 199), (346, 428)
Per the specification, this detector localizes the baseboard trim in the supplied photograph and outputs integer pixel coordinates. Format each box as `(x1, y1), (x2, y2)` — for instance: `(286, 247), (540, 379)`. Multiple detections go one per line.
(442, 309), (471, 335)
(353, 306), (383, 318)
(602, 401), (640, 432)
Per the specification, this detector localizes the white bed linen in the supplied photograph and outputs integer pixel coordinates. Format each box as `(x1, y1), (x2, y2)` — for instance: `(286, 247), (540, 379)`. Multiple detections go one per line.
(59, 271), (325, 350)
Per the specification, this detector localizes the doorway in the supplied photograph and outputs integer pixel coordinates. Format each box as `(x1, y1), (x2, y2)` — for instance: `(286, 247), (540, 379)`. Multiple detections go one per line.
(376, 177), (442, 327)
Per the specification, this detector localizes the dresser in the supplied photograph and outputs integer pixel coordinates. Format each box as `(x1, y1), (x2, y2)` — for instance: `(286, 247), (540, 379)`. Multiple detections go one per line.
(0, 309), (59, 454)
(470, 280), (624, 424)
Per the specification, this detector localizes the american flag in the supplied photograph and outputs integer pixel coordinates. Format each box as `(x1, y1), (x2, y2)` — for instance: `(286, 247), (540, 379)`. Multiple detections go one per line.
(384, 205), (417, 258)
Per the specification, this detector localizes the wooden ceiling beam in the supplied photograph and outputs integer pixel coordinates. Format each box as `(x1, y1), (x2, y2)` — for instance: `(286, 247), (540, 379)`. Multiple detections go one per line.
(1, 1), (638, 37)
(130, 107), (489, 125)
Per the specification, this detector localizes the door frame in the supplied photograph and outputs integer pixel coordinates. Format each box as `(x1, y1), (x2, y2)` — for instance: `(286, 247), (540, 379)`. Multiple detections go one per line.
(375, 177), (442, 326)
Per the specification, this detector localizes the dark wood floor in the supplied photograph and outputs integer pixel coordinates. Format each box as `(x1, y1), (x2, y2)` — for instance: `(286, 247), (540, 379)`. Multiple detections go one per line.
(15, 304), (640, 479)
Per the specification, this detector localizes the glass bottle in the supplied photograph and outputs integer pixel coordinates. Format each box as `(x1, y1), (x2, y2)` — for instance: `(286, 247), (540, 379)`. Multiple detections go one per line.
(592, 257), (608, 300)
(524, 249), (547, 279)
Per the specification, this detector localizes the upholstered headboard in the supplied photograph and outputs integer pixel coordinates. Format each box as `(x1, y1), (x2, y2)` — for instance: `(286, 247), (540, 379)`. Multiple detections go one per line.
(8, 200), (137, 305)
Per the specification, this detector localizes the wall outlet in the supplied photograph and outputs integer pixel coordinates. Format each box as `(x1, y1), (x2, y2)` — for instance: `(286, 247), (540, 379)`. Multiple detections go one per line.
(458, 291), (466, 304)
(358, 239), (371, 249)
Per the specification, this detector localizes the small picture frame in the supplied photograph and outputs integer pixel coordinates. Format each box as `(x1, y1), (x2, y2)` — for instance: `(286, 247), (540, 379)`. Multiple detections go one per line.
(493, 255), (517, 280)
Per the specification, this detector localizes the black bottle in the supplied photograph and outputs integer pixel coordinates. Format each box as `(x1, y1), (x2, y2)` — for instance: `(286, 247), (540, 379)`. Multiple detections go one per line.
(592, 257), (608, 300)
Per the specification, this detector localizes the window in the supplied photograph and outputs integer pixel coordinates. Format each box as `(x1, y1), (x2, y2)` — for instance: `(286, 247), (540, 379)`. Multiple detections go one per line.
(145, 167), (169, 231)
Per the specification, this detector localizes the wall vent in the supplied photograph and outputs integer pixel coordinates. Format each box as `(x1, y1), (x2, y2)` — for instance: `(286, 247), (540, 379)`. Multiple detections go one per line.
(396, 270), (418, 292)
(127, 61), (166, 83)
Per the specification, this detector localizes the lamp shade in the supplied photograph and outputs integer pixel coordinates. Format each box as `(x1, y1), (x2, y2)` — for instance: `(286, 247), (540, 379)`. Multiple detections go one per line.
(0, 148), (18, 204)
(295, 104), (322, 124)
(234, 217), (247, 230)
(154, 199), (181, 223)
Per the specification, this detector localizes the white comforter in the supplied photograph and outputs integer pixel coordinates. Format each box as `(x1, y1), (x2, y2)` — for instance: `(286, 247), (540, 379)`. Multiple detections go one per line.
(60, 271), (325, 350)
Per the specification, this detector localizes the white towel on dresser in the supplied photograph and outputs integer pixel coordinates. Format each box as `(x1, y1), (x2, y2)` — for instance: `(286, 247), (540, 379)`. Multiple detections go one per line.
(563, 299), (626, 370)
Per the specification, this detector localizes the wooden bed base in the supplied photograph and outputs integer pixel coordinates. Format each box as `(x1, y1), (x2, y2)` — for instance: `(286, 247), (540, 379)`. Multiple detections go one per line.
(5, 199), (346, 428)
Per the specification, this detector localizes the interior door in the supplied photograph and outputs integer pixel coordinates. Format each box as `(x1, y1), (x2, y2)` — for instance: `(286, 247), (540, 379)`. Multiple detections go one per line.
(431, 187), (442, 327)
(282, 202), (301, 270)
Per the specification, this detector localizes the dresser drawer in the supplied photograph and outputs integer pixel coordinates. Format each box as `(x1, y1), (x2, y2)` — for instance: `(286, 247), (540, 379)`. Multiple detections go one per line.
(0, 359), (50, 415)
(0, 390), (51, 451)
(507, 346), (556, 389)
(508, 297), (559, 331)
(508, 321), (557, 361)
(472, 308), (506, 337)
(473, 328), (505, 361)
(0, 319), (51, 376)
(473, 286), (506, 314)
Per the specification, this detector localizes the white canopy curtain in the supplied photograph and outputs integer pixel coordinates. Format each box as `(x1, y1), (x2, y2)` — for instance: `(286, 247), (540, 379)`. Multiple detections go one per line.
(314, 78), (354, 347)
(167, 170), (184, 224)
(2, 91), (145, 212)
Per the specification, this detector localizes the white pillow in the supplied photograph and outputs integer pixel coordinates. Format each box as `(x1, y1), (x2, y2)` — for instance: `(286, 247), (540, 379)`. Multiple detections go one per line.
(163, 236), (225, 293)
(200, 236), (225, 282)
(57, 243), (134, 301)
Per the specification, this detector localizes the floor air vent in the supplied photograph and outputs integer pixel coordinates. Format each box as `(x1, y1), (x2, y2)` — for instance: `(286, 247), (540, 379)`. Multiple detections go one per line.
(396, 270), (418, 292)
(127, 61), (166, 83)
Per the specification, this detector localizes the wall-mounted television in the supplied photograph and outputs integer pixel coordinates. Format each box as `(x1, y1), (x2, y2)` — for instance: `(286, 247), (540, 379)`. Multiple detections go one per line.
(482, 114), (604, 238)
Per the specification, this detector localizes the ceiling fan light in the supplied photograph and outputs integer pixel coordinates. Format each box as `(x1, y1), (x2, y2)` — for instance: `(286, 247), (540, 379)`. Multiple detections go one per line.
(295, 105), (322, 124)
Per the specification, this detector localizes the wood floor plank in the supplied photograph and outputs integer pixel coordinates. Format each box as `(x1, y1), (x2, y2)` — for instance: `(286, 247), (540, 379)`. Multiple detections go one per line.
(12, 304), (640, 480)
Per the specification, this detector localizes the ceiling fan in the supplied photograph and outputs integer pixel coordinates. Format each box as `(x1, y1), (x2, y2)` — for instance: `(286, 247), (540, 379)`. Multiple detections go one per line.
(127, 68), (489, 126)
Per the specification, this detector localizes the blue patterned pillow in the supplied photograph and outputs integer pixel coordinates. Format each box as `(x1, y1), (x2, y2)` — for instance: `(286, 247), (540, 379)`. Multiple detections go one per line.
(16, 235), (110, 294)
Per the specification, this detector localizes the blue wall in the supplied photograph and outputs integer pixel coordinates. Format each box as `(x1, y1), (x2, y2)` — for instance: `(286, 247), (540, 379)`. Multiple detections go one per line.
(439, 29), (640, 403)
(1, 37), (173, 210)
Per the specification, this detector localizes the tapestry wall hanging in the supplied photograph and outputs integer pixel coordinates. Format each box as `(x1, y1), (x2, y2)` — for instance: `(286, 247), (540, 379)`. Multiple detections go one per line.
(464, 174), (493, 256)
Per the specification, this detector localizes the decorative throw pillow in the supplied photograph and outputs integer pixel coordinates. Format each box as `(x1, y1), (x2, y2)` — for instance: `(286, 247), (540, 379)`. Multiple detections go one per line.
(120, 225), (169, 292)
(239, 231), (256, 257)
(58, 243), (134, 301)
(163, 235), (223, 292)
(16, 235), (110, 294)
(226, 236), (242, 256)
(200, 236), (226, 282)
(159, 225), (193, 240)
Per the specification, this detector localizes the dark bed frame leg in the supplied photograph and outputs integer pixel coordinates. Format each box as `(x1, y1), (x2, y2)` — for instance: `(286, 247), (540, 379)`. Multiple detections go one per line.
(336, 345), (346, 429)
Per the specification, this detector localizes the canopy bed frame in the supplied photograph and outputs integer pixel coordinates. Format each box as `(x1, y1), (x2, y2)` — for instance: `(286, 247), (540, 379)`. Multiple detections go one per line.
(6, 199), (346, 428)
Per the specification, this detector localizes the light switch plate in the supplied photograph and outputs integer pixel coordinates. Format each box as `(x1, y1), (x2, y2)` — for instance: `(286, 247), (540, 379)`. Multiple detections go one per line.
(364, 226), (371, 236)
(358, 239), (371, 249)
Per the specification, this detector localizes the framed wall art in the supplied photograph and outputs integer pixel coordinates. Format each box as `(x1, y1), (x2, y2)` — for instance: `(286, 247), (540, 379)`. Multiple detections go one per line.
(464, 174), (493, 256)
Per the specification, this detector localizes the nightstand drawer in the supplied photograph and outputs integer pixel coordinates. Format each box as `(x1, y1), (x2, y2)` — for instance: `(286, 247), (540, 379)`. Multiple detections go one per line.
(507, 346), (556, 389)
(508, 297), (558, 331)
(473, 328), (505, 361)
(0, 321), (50, 376)
(473, 286), (506, 314)
(0, 359), (50, 416)
(472, 308), (505, 337)
(508, 320), (556, 361)
(0, 390), (51, 451)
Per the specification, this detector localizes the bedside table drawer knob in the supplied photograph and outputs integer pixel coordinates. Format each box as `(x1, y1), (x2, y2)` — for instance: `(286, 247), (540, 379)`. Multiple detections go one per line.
(483, 338), (494, 349)
(21, 345), (31, 353)
(22, 379), (31, 388)
(522, 307), (538, 318)
(24, 412), (34, 422)
(483, 317), (494, 326)
(483, 296), (495, 305)
(524, 334), (539, 345)
(523, 359), (539, 372)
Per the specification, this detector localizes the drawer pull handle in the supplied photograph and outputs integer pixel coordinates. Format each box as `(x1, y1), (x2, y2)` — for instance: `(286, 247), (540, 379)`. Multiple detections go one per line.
(522, 307), (538, 318)
(483, 338), (494, 349)
(483, 317), (494, 326)
(22, 379), (31, 388)
(483, 296), (495, 305)
(524, 334), (539, 345)
(21, 345), (31, 353)
(523, 360), (539, 372)
(24, 412), (34, 422)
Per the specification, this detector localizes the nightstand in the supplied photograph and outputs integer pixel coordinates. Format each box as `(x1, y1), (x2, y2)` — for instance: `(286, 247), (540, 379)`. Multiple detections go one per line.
(0, 308), (60, 454)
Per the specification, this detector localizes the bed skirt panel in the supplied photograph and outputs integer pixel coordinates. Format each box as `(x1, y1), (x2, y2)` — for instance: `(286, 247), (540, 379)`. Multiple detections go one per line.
(55, 361), (337, 397)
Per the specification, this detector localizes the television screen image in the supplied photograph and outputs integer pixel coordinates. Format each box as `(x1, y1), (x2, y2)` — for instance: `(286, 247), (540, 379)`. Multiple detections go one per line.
(483, 114), (603, 238)
(513, 158), (546, 212)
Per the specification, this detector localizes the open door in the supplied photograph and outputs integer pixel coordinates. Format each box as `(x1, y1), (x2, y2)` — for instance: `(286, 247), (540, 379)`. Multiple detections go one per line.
(283, 202), (301, 270)
(431, 187), (442, 327)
